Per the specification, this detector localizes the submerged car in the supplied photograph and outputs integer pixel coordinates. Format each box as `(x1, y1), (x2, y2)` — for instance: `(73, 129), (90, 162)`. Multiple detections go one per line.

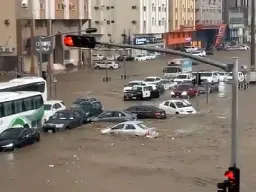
(171, 83), (198, 99)
(198, 82), (219, 94)
(158, 99), (196, 115)
(126, 105), (166, 119)
(42, 109), (87, 132)
(101, 121), (159, 138)
(0, 128), (40, 152)
(159, 79), (177, 90)
(90, 110), (137, 122)
(43, 100), (66, 123)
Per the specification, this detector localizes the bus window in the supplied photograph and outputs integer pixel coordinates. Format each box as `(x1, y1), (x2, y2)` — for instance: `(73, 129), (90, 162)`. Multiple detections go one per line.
(3, 102), (13, 116)
(14, 100), (23, 113)
(24, 98), (33, 111)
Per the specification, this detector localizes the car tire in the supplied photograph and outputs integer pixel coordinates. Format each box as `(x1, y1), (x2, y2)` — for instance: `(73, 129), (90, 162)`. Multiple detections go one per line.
(109, 66), (114, 70)
(65, 126), (70, 130)
(175, 112), (179, 115)
(95, 66), (100, 69)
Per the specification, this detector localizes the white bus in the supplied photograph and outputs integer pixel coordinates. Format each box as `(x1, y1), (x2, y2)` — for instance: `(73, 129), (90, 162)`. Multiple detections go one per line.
(0, 77), (47, 101)
(0, 92), (44, 133)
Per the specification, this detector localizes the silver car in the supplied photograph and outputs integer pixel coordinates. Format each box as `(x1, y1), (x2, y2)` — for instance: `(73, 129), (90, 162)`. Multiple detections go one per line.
(101, 121), (159, 138)
(90, 110), (137, 123)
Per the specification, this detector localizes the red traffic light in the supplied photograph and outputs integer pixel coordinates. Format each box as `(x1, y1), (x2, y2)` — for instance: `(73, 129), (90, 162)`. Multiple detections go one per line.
(224, 170), (235, 180)
(64, 36), (74, 46)
(63, 35), (96, 48)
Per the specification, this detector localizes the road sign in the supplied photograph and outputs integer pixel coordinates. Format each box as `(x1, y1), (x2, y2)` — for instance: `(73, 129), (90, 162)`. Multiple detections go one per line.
(33, 36), (54, 55)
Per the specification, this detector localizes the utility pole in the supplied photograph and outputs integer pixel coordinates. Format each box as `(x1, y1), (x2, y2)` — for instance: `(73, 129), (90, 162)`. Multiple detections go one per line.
(250, 0), (256, 82)
(30, 0), (36, 74)
(47, 0), (53, 75)
(88, 19), (92, 68)
(78, 19), (83, 69)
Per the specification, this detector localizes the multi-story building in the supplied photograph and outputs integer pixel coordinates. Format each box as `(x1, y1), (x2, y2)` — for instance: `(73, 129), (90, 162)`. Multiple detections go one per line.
(165, 0), (196, 48)
(0, 0), (90, 73)
(89, 0), (168, 54)
(223, 0), (249, 43)
(195, 0), (225, 48)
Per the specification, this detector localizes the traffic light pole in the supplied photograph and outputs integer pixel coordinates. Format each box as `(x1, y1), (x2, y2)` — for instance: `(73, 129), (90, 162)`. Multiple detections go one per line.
(231, 57), (239, 167)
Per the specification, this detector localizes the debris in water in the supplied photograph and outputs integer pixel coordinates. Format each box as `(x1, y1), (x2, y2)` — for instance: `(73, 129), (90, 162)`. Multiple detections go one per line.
(48, 165), (55, 168)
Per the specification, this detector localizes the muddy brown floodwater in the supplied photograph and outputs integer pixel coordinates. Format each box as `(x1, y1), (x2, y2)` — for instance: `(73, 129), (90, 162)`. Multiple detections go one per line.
(0, 51), (256, 192)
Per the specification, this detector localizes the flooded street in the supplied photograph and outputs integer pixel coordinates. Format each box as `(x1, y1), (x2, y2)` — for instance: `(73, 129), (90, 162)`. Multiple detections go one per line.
(1, 51), (256, 192)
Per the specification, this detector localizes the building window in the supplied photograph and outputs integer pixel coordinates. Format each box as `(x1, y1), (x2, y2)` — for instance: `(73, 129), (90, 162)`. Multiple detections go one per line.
(84, 5), (87, 11)
(159, 7), (161, 11)
(158, 20), (161, 25)
(143, 6), (146, 11)
(57, 4), (62, 10)
(152, 18), (155, 25)
(69, 4), (75, 10)
(152, 4), (156, 11)
(40, 2), (44, 9)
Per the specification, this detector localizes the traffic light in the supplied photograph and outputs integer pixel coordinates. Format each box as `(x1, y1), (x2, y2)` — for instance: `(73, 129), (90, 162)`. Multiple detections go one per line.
(217, 167), (240, 192)
(197, 72), (202, 85)
(63, 35), (96, 48)
(192, 78), (196, 85)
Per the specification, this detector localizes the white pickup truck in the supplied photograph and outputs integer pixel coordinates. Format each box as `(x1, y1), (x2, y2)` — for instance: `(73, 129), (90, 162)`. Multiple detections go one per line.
(94, 61), (120, 69)
(174, 73), (194, 83)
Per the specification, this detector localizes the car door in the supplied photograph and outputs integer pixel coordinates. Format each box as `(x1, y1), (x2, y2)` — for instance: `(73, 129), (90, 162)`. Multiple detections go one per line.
(113, 111), (126, 122)
(98, 111), (114, 122)
(139, 107), (151, 118)
(68, 112), (77, 128)
(74, 111), (83, 126)
(135, 107), (147, 118)
(169, 102), (177, 114)
(110, 124), (125, 134)
(17, 129), (30, 147)
(142, 87), (150, 98)
(122, 124), (136, 136)
(160, 101), (169, 111)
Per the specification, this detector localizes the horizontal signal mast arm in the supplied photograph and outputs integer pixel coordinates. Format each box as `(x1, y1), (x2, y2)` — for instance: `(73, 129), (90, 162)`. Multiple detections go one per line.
(96, 42), (228, 70)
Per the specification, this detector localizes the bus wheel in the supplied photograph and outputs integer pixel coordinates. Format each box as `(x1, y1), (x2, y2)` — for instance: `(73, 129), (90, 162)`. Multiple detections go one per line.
(23, 124), (29, 128)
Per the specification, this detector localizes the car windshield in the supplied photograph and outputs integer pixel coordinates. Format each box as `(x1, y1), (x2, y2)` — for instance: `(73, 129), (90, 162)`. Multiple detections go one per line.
(137, 55), (142, 57)
(144, 78), (155, 82)
(192, 51), (200, 54)
(164, 67), (178, 73)
(218, 72), (225, 76)
(52, 112), (71, 120)
(128, 82), (140, 86)
(0, 129), (22, 139)
(44, 104), (52, 110)
(177, 75), (187, 79)
(177, 85), (190, 90)
(201, 73), (212, 77)
(133, 86), (143, 91)
(228, 73), (233, 76)
(175, 101), (192, 108)
(137, 123), (148, 129)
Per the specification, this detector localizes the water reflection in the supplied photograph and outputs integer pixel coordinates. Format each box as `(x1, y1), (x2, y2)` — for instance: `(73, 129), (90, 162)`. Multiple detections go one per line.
(218, 82), (230, 98)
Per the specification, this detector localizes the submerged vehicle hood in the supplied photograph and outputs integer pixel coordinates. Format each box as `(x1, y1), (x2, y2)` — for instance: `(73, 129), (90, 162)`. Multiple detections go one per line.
(45, 119), (70, 125)
(0, 139), (16, 146)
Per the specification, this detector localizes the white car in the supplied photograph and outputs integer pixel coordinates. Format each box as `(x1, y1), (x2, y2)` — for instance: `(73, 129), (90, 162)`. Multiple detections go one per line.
(92, 54), (104, 60)
(145, 54), (157, 60)
(174, 73), (194, 83)
(94, 61), (120, 69)
(200, 71), (220, 83)
(123, 80), (144, 92)
(158, 99), (196, 115)
(144, 76), (162, 83)
(106, 55), (115, 60)
(184, 46), (198, 53)
(225, 72), (245, 83)
(159, 79), (178, 90)
(134, 55), (147, 61)
(191, 50), (206, 57)
(43, 100), (66, 123)
(101, 121), (159, 138)
(239, 45), (249, 50)
(218, 72), (228, 81)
